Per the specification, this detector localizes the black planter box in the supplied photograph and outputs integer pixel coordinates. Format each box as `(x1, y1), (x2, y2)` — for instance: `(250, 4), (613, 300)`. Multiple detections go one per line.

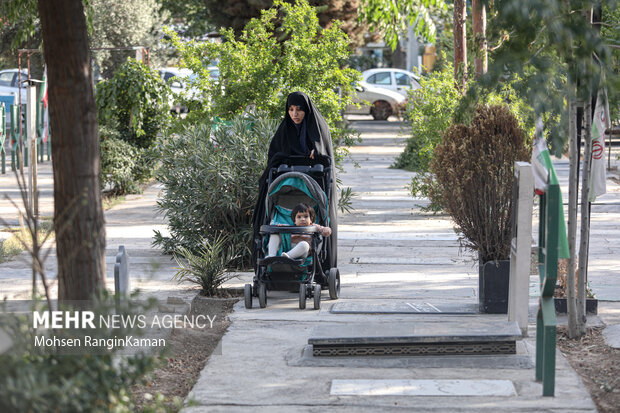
(554, 298), (598, 315)
(479, 259), (510, 314)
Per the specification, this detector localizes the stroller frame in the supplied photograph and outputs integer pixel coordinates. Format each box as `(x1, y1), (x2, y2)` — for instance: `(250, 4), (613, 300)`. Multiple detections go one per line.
(246, 156), (340, 310)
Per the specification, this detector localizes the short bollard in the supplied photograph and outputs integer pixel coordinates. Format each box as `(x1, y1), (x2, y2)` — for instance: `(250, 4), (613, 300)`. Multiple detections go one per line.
(114, 245), (130, 299)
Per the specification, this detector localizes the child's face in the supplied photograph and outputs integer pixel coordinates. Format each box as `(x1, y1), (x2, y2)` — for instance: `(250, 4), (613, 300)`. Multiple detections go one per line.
(294, 211), (312, 226)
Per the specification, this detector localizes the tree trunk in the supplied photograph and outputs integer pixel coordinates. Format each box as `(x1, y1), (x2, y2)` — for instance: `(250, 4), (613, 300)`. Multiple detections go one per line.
(577, 98), (593, 335)
(453, 0), (467, 91)
(37, 0), (106, 302)
(567, 99), (579, 338)
(472, 0), (487, 76)
(391, 45), (407, 70)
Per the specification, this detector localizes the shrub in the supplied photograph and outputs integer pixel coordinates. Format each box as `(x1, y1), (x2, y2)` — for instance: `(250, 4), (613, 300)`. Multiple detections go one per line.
(100, 133), (139, 195)
(0, 295), (158, 412)
(95, 58), (171, 149)
(173, 235), (238, 296)
(399, 72), (536, 213)
(407, 172), (445, 213)
(154, 113), (279, 268)
(431, 105), (531, 263)
(393, 64), (462, 172)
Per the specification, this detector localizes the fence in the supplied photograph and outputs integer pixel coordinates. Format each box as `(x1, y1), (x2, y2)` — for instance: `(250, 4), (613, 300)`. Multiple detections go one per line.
(1, 100), (51, 173)
(536, 178), (561, 396)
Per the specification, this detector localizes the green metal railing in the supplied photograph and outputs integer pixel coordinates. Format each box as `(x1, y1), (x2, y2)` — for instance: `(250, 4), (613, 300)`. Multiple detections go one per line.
(3, 102), (50, 173)
(36, 101), (50, 162)
(10, 104), (24, 170)
(536, 180), (560, 396)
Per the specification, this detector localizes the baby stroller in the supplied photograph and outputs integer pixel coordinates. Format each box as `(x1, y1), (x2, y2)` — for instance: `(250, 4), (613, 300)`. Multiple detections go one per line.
(246, 156), (340, 310)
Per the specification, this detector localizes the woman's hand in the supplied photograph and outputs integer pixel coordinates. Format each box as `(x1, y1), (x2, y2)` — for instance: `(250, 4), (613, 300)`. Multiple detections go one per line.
(321, 227), (332, 237)
(310, 149), (315, 159)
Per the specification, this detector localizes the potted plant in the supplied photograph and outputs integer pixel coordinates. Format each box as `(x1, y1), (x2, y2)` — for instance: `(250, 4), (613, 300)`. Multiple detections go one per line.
(431, 105), (531, 313)
(553, 259), (598, 314)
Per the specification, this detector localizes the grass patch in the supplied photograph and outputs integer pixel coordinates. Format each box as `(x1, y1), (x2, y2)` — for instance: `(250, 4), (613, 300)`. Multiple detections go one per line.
(103, 194), (127, 210)
(0, 219), (55, 263)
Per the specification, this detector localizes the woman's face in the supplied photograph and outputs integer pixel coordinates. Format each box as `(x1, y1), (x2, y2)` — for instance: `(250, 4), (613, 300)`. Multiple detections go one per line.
(288, 105), (306, 125)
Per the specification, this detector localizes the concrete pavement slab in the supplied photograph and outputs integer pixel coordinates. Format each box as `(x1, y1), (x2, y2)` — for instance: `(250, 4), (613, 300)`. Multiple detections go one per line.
(329, 379), (518, 396)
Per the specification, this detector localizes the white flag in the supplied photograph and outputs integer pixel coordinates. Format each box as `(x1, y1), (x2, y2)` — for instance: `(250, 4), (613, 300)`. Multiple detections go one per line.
(531, 117), (548, 194)
(589, 89), (610, 202)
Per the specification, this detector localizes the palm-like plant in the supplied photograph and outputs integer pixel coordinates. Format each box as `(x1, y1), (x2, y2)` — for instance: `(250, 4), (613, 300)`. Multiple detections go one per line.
(173, 235), (239, 296)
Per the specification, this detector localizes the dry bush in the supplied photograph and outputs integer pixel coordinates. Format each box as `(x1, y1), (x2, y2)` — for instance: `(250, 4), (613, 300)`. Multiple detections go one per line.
(431, 105), (531, 262)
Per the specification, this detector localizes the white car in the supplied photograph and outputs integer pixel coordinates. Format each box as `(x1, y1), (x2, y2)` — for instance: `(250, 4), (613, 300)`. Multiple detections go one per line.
(362, 68), (421, 98)
(158, 67), (204, 113)
(0, 69), (40, 129)
(346, 81), (406, 121)
(0, 69), (32, 106)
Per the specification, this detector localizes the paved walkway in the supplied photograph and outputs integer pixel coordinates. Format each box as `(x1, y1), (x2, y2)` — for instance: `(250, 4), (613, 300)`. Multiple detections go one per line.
(0, 161), (196, 303)
(1, 118), (619, 411)
(181, 119), (620, 412)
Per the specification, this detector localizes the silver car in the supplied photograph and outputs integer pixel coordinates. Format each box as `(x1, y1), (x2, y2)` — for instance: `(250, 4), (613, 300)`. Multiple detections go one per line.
(346, 81), (406, 121)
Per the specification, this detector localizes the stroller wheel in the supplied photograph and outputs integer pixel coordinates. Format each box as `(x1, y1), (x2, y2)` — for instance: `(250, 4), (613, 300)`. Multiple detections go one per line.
(244, 284), (253, 309)
(328, 268), (340, 300)
(258, 283), (267, 308)
(299, 284), (307, 309)
(313, 284), (321, 310)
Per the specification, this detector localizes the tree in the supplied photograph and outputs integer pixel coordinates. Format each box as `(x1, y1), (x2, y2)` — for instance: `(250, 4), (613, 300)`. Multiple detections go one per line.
(37, 0), (106, 301)
(166, 0), (360, 144)
(89, 0), (169, 78)
(161, 0), (368, 47)
(0, 16), (44, 77)
(453, 0), (466, 89)
(471, 0), (487, 76)
(359, 0), (445, 50)
(477, 0), (617, 338)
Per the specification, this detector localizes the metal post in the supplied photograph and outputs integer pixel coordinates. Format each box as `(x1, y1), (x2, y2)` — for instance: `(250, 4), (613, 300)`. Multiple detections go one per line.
(26, 84), (37, 218)
(1, 104), (5, 174)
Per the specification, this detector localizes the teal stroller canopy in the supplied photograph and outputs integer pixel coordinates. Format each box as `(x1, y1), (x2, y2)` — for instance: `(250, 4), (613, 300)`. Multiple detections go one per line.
(266, 172), (328, 225)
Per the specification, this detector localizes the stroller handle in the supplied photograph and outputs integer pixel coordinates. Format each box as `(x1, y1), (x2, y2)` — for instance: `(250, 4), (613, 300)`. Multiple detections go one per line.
(259, 225), (319, 235)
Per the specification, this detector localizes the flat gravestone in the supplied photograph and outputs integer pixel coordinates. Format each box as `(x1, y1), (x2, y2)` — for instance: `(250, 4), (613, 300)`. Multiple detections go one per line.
(330, 379), (517, 397)
(309, 321), (522, 357)
(309, 321), (522, 345)
(603, 324), (620, 349)
(330, 301), (479, 314)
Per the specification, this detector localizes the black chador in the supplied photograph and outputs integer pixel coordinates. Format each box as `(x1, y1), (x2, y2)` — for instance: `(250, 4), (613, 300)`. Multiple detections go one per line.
(252, 91), (338, 269)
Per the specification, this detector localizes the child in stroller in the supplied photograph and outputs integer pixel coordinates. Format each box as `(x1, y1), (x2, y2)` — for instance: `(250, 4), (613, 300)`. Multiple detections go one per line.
(267, 203), (332, 260)
(245, 160), (340, 310)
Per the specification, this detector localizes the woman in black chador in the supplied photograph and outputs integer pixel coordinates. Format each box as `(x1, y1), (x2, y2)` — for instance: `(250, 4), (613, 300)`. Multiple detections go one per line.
(252, 91), (338, 269)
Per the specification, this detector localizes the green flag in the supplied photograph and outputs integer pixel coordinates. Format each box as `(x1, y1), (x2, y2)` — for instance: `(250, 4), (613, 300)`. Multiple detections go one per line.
(531, 121), (570, 259)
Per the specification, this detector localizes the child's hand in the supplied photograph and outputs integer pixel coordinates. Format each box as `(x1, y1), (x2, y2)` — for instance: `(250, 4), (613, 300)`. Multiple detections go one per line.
(321, 227), (332, 237)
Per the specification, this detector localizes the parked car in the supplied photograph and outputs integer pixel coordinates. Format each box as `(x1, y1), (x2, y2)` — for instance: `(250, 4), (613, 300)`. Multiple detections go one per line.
(0, 69), (32, 106)
(158, 67), (203, 113)
(0, 69), (40, 129)
(345, 81), (406, 121)
(362, 68), (421, 98)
